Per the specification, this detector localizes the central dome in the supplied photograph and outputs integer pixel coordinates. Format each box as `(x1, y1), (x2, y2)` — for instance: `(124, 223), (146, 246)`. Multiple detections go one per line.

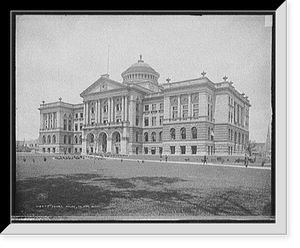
(121, 55), (160, 84)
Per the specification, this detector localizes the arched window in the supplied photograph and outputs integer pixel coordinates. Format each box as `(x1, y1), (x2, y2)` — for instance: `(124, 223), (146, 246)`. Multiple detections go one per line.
(192, 127), (197, 139)
(68, 119), (72, 131)
(151, 132), (156, 142)
(181, 127), (186, 140)
(52, 135), (56, 143)
(47, 135), (51, 144)
(115, 132), (121, 142)
(144, 132), (148, 142)
(159, 131), (163, 142)
(170, 128), (176, 140)
(42, 135), (46, 144)
(89, 134), (94, 143)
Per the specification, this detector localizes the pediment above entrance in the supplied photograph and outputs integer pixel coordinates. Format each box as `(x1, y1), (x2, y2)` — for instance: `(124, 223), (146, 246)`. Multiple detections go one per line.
(80, 75), (127, 97)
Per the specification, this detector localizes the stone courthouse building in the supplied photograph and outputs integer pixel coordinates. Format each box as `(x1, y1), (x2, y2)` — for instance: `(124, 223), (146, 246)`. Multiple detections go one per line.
(38, 56), (251, 156)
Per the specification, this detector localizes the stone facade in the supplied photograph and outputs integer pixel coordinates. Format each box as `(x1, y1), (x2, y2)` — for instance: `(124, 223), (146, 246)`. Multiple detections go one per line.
(38, 56), (251, 156)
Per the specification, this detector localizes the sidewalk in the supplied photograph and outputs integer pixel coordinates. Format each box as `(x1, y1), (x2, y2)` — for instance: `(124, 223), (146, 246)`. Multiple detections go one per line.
(103, 156), (271, 170)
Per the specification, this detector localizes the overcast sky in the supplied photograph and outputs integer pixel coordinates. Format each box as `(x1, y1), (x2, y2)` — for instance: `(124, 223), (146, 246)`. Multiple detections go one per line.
(15, 14), (272, 142)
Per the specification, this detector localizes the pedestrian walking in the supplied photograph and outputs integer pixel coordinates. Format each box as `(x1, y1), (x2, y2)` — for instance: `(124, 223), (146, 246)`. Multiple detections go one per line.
(160, 153), (162, 161)
(165, 154), (168, 162)
(203, 155), (207, 165)
(261, 157), (266, 167)
(244, 154), (249, 168)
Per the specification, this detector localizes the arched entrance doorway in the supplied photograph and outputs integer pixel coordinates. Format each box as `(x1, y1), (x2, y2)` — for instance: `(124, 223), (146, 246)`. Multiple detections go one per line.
(112, 131), (121, 154)
(98, 132), (107, 153)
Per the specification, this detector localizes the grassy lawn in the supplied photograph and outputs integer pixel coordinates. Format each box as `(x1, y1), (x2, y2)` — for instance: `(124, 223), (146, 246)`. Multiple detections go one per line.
(14, 153), (273, 221)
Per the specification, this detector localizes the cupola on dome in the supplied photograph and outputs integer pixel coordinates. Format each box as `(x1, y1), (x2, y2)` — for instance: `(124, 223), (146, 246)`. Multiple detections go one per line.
(121, 55), (160, 84)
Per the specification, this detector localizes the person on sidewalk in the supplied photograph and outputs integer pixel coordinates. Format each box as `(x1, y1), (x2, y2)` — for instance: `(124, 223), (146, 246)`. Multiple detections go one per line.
(203, 155), (207, 165)
(244, 154), (249, 168)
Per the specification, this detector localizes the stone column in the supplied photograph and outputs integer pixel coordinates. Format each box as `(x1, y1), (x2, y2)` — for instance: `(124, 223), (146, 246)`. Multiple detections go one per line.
(111, 97), (114, 123)
(124, 96), (128, 122)
(188, 94), (191, 117)
(40, 112), (43, 130)
(107, 136), (112, 153)
(83, 102), (86, 125)
(128, 95), (135, 126)
(177, 95), (181, 118)
(121, 96), (125, 121)
(95, 100), (98, 124)
(120, 128), (127, 154)
(108, 98), (111, 123)
(57, 110), (62, 128)
(98, 100), (101, 124)
(46, 113), (49, 129)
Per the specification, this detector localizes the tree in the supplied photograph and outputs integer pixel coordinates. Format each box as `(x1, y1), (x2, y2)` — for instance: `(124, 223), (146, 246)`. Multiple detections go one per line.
(244, 140), (257, 156)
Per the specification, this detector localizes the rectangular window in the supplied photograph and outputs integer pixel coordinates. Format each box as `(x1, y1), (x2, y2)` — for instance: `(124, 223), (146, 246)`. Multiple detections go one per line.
(170, 146), (175, 154)
(151, 147), (156, 155)
(103, 117), (108, 124)
(136, 116), (139, 126)
(160, 103), (164, 111)
(144, 147), (148, 154)
(75, 113), (78, 119)
(182, 107), (188, 118)
(152, 116), (156, 126)
(144, 105), (149, 111)
(80, 123), (83, 130)
(192, 104), (199, 117)
(180, 146), (186, 154)
(172, 106), (178, 119)
(116, 116), (122, 123)
(144, 117), (149, 127)
(159, 116), (163, 126)
(191, 146), (197, 154)
(75, 124), (78, 131)
(80, 113), (83, 118)
(152, 103), (156, 111)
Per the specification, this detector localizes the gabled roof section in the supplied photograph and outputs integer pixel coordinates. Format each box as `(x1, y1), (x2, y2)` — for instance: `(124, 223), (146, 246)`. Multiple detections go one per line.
(80, 75), (126, 97)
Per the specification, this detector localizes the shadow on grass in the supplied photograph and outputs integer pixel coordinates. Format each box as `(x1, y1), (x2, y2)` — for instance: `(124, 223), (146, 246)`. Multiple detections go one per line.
(15, 173), (271, 218)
